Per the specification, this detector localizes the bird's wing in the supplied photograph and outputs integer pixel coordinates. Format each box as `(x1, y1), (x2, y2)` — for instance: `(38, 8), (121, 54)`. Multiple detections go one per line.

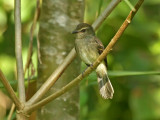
(94, 36), (108, 67)
(94, 37), (104, 54)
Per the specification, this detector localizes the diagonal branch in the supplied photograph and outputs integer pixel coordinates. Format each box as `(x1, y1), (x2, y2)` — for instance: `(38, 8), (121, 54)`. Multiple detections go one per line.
(7, 103), (16, 120)
(26, 0), (121, 106)
(26, 48), (76, 105)
(0, 70), (21, 110)
(25, 0), (144, 113)
(124, 0), (136, 11)
(15, 0), (26, 102)
(92, 0), (121, 30)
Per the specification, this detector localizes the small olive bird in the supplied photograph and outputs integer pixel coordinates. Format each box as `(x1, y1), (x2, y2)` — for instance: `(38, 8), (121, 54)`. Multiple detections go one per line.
(72, 23), (114, 99)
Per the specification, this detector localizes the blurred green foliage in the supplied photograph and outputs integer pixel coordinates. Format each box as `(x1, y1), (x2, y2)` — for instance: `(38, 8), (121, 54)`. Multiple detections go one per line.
(0, 0), (37, 81)
(0, 0), (160, 120)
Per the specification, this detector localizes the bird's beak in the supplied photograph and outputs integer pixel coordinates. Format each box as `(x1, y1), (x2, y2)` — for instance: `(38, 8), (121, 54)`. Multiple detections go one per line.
(72, 30), (78, 34)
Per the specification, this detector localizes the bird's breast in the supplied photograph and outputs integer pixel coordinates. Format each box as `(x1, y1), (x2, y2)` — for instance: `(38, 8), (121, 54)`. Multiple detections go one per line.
(75, 37), (99, 65)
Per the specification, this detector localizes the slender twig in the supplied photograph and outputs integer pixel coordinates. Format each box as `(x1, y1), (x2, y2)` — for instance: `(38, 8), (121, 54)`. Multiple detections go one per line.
(0, 70), (21, 109)
(26, 48), (77, 105)
(15, 0), (25, 102)
(124, 0), (136, 11)
(25, 0), (144, 113)
(24, 0), (41, 75)
(92, 0), (121, 30)
(26, 0), (121, 106)
(7, 104), (15, 120)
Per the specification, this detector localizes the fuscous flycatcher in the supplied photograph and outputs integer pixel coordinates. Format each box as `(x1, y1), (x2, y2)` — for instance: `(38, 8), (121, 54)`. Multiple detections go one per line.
(72, 23), (114, 99)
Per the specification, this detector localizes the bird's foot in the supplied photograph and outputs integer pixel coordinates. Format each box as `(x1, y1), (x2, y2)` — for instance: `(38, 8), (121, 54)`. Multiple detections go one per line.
(89, 63), (94, 69)
(81, 64), (94, 77)
(82, 71), (85, 77)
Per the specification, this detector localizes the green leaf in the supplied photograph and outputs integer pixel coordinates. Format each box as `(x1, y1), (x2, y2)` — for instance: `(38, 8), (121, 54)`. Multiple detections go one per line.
(0, 77), (36, 88)
(109, 71), (160, 77)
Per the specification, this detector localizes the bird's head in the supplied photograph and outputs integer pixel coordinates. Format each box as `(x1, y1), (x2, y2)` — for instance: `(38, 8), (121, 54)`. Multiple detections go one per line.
(72, 23), (95, 38)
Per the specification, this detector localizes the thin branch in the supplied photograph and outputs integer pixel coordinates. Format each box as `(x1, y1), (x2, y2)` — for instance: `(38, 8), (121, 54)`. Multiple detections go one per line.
(0, 70), (21, 109)
(26, 48), (77, 105)
(25, 0), (144, 113)
(26, 0), (121, 106)
(24, 0), (41, 75)
(15, 0), (25, 102)
(92, 0), (121, 30)
(124, 0), (136, 11)
(7, 104), (15, 120)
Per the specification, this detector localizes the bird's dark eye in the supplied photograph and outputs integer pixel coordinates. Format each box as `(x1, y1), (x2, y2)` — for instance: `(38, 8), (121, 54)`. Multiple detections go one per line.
(81, 29), (86, 32)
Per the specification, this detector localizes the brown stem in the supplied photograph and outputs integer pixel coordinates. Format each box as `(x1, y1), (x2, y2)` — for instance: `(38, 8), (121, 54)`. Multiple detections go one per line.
(25, 0), (144, 113)
(24, 0), (41, 75)
(0, 70), (21, 110)
(7, 104), (15, 120)
(92, 0), (121, 30)
(26, 48), (76, 105)
(26, 0), (121, 106)
(15, 0), (25, 102)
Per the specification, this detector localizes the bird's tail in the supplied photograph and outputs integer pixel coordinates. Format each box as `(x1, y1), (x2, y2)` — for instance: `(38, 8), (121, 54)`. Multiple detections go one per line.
(96, 63), (114, 99)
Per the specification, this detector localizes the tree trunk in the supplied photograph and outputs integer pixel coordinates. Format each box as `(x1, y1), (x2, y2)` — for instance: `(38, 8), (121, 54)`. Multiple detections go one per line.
(37, 0), (84, 120)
